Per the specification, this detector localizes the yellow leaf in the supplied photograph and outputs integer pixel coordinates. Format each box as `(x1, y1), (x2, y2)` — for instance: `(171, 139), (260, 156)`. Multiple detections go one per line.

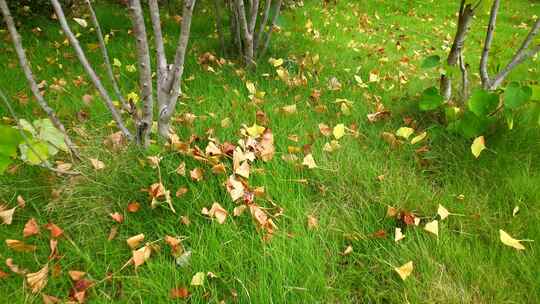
(394, 227), (405, 242)
(72, 18), (87, 28)
(437, 204), (450, 220)
(410, 131), (427, 144)
(26, 264), (48, 293)
(208, 202), (228, 224)
(246, 81), (256, 95)
(499, 229), (526, 250)
(90, 158), (105, 170)
(112, 58), (122, 67)
(245, 123), (265, 137)
(333, 124), (345, 139)
(394, 261), (413, 280)
(395, 127), (414, 139)
(424, 220), (438, 237)
(302, 154), (317, 169)
(191, 272), (205, 286)
(235, 161), (250, 179)
(126, 233), (145, 249)
(471, 136), (486, 158)
(132, 245), (152, 268)
(126, 91), (139, 103)
(0, 206), (16, 225)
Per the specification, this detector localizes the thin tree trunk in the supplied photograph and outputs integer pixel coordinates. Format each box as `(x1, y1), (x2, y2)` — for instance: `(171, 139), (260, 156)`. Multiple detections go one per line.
(148, 0), (167, 80)
(489, 19), (540, 90)
(440, 75), (451, 102)
(85, 0), (130, 113)
(480, 0), (501, 89)
(128, 0), (154, 146)
(234, 0), (255, 66)
(259, 0), (281, 59)
(213, 0), (226, 55)
(447, 0), (475, 66)
(50, 0), (133, 140)
(458, 52), (470, 102)
(254, 0), (271, 53)
(0, 0), (80, 159)
(158, 0), (197, 138)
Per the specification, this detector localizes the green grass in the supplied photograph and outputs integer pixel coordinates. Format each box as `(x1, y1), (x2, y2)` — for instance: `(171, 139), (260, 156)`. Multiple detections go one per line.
(1, 0), (540, 303)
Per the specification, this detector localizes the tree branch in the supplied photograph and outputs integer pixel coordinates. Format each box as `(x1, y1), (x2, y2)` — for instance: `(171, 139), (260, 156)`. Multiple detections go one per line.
(148, 0), (167, 81)
(128, 0), (154, 146)
(254, 0), (271, 52)
(447, 1), (475, 66)
(50, 0), (133, 140)
(259, 0), (281, 59)
(248, 0), (259, 35)
(0, 0), (80, 159)
(85, 0), (130, 113)
(480, 0), (501, 89)
(234, 0), (255, 66)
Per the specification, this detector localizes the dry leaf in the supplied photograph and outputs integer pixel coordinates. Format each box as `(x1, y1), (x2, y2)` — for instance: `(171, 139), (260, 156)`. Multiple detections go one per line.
(394, 227), (405, 242)
(190, 168), (204, 181)
(176, 162), (186, 176)
(394, 261), (413, 280)
(6, 239), (37, 252)
(190, 272), (205, 286)
(16, 195), (25, 208)
(23, 218), (40, 238)
(127, 202), (140, 213)
(0, 206), (16, 225)
(424, 220), (439, 237)
(499, 229), (526, 250)
(42, 294), (61, 304)
(44, 223), (63, 238)
(206, 202), (228, 224)
(6, 258), (28, 275)
(68, 270), (86, 281)
(233, 205), (247, 216)
(170, 286), (189, 299)
(318, 123), (332, 136)
(89, 158), (105, 170)
(176, 187), (189, 197)
(302, 154), (317, 169)
(109, 212), (124, 223)
(307, 215), (318, 230)
(26, 264), (48, 293)
(395, 127), (414, 139)
(126, 233), (145, 249)
(235, 161), (250, 179)
(471, 136), (486, 158)
(333, 124), (345, 139)
(437, 204), (450, 220)
(132, 246), (152, 268)
(512, 206), (519, 217)
(342, 245), (353, 255)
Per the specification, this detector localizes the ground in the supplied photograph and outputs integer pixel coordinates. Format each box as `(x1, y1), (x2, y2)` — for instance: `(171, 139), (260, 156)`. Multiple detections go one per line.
(1, 0), (539, 303)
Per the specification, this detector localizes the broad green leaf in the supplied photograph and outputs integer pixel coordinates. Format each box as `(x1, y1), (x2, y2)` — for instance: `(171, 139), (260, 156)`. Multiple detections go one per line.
(504, 82), (532, 109)
(0, 154), (12, 174)
(18, 119), (37, 136)
(0, 125), (23, 157)
(421, 55), (441, 69)
(19, 140), (49, 165)
(419, 87), (444, 111)
(457, 111), (490, 138)
(468, 89), (499, 117)
(34, 119), (68, 152)
(531, 85), (540, 101)
(444, 106), (460, 122)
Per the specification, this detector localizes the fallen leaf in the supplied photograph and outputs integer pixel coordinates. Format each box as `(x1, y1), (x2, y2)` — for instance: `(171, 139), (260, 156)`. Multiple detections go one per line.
(42, 294), (61, 304)
(126, 233), (145, 249)
(302, 154), (317, 169)
(132, 246), (152, 268)
(233, 205), (247, 216)
(410, 131), (427, 144)
(16, 195), (25, 208)
(73, 17), (88, 28)
(512, 206), (520, 217)
(44, 223), (63, 238)
(471, 136), (486, 158)
(109, 212), (124, 223)
(437, 205), (450, 220)
(26, 264), (48, 293)
(342, 245), (353, 255)
(6, 239), (37, 252)
(6, 258), (28, 274)
(307, 215), (318, 230)
(424, 220), (439, 237)
(191, 272), (205, 286)
(0, 206), (16, 225)
(176, 187), (189, 197)
(207, 202), (228, 224)
(395, 127), (414, 139)
(89, 158), (105, 170)
(245, 123), (265, 137)
(68, 270), (86, 281)
(318, 123), (332, 136)
(127, 202), (140, 213)
(175, 162), (186, 176)
(23, 218), (40, 238)
(164, 235), (184, 257)
(394, 261), (413, 280)
(170, 287), (189, 299)
(190, 168), (204, 181)
(333, 124), (345, 139)
(394, 227), (405, 242)
(235, 161), (250, 179)
(499, 229), (526, 250)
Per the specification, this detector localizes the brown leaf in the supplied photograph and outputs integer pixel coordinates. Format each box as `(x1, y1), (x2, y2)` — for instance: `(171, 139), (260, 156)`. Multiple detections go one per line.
(164, 235), (184, 257)
(170, 287), (190, 299)
(176, 187), (189, 197)
(26, 264), (48, 293)
(127, 201), (140, 213)
(45, 223), (64, 238)
(16, 195), (26, 208)
(126, 233), (145, 249)
(89, 158), (105, 170)
(107, 226), (118, 241)
(6, 258), (28, 275)
(0, 206), (16, 225)
(23, 218), (40, 238)
(42, 294), (61, 304)
(190, 168), (204, 181)
(5, 239), (37, 252)
(49, 239), (59, 260)
(132, 246), (151, 268)
(109, 212), (124, 223)
(68, 270), (86, 281)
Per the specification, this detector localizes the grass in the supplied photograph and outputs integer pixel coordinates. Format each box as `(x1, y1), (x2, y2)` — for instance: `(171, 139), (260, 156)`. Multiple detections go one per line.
(1, 0), (540, 302)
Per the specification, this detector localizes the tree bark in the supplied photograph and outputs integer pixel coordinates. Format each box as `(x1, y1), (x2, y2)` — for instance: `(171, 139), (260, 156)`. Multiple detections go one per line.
(259, 0), (281, 59)
(0, 0), (80, 159)
(234, 0), (255, 66)
(51, 0), (133, 140)
(447, 1), (475, 66)
(480, 0), (501, 89)
(254, 0), (271, 52)
(128, 0), (154, 146)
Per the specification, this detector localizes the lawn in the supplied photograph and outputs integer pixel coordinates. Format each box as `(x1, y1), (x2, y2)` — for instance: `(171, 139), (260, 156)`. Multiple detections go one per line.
(1, 0), (539, 303)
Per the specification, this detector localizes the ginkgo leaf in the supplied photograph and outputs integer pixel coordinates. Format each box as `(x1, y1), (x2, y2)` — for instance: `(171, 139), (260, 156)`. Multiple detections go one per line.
(395, 127), (414, 139)
(410, 131), (427, 144)
(437, 205), (450, 220)
(246, 81), (256, 95)
(191, 272), (205, 286)
(127, 233), (145, 249)
(208, 202), (228, 224)
(394, 227), (405, 242)
(90, 158), (105, 170)
(73, 18), (87, 28)
(132, 246), (152, 268)
(471, 136), (486, 158)
(245, 123), (265, 137)
(23, 218), (40, 237)
(333, 124), (345, 139)
(235, 161), (250, 179)
(302, 154), (317, 169)
(0, 206), (16, 225)
(112, 58), (122, 67)
(6, 239), (37, 252)
(26, 264), (48, 293)
(499, 229), (526, 250)
(394, 261), (413, 280)
(424, 220), (439, 237)
(68, 270), (86, 281)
